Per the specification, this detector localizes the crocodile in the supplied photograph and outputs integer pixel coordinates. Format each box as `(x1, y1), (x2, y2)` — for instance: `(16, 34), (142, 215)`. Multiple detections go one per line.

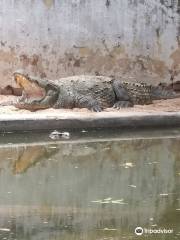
(13, 70), (180, 112)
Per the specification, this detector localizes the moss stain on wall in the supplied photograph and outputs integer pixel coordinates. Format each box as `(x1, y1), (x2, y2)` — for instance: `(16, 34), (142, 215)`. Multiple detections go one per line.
(43, 0), (54, 8)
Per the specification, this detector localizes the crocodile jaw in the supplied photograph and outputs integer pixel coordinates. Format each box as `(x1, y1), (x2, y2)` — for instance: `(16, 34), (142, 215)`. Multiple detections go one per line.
(14, 72), (46, 103)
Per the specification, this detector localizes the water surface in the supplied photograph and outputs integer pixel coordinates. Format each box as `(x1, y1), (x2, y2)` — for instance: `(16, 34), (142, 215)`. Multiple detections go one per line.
(0, 128), (179, 239)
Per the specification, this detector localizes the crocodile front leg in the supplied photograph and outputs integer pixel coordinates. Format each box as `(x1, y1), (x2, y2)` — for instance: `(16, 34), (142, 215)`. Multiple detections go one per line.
(112, 80), (133, 108)
(75, 95), (102, 112)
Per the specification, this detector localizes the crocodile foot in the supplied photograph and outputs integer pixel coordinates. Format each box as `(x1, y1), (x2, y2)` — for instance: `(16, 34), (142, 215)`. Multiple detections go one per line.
(90, 104), (102, 112)
(113, 101), (133, 109)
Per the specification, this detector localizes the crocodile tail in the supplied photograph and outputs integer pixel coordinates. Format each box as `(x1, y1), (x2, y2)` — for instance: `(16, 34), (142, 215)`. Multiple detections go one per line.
(151, 86), (180, 100)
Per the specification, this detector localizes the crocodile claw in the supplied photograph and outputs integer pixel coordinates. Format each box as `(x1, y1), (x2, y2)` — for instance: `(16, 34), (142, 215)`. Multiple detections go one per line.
(90, 105), (102, 112)
(113, 101), (133, 109)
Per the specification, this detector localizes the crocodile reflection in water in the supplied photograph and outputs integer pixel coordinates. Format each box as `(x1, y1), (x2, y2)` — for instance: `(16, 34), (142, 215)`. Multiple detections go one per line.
(12, 145), (58, 174)
(0, 138), (179, 175)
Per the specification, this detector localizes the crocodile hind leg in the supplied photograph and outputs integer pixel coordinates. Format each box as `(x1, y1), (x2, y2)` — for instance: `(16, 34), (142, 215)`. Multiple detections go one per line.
(75, 95), (102, 112)
(112, 80), (133, 108)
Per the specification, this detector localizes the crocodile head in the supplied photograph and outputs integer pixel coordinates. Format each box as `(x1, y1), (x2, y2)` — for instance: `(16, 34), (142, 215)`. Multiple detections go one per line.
(13, 70), (59, 110)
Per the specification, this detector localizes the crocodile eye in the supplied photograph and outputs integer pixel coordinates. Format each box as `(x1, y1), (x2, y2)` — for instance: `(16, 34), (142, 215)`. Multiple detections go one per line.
(47, 83), (58, 91)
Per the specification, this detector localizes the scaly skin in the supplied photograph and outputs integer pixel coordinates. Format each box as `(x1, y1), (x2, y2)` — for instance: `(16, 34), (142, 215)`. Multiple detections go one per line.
(13, 70), (180, 112)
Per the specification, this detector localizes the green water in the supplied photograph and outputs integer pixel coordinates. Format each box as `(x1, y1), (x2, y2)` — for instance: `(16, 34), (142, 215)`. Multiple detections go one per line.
(0, 128), (179, 240)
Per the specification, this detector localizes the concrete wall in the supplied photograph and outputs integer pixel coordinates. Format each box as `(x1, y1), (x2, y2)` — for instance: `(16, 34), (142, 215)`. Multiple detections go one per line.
(0, 0), (180, 86)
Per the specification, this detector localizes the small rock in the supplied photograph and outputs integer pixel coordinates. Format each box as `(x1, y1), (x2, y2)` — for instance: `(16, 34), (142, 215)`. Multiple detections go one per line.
(49, 130), (70, 140)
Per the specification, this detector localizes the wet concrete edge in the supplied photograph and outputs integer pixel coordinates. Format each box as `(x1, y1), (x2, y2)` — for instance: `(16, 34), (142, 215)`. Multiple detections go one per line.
(0, 112), (180, 132)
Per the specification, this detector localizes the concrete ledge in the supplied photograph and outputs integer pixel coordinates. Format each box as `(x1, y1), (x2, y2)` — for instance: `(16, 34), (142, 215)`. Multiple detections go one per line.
(0, 111), (180, 132)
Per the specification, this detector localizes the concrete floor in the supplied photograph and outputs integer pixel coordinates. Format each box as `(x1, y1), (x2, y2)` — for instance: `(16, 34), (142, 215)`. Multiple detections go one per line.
(0, 96), (180, 131)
